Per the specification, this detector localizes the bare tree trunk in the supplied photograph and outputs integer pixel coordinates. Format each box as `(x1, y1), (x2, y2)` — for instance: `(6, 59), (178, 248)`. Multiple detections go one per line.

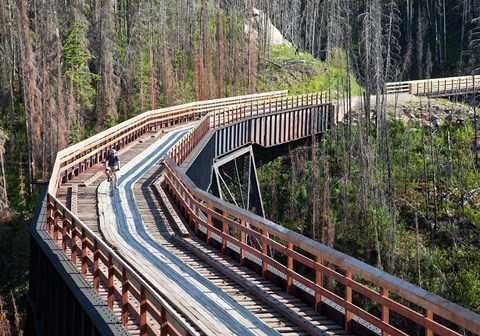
(0, 131), (9, 211)
(148, 41), (157, 110)
(311, 135), (318, 241)
(15, 0), (41, 181)
(217, 10), (226, 97)
(246, 0), (257, 94)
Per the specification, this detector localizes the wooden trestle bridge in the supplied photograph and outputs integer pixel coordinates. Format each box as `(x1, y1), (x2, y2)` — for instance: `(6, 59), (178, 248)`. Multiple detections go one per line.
(28, 76), (480, 336)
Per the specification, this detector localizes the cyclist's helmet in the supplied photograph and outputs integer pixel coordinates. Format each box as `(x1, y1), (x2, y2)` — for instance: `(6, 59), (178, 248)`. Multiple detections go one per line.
(108, 148), (116, 155)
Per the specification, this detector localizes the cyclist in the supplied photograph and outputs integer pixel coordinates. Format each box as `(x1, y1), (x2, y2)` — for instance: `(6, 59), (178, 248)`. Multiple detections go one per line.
(105, 148), (120, 188)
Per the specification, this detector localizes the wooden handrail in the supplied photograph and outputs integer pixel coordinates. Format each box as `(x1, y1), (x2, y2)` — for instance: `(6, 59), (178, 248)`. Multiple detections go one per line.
(163, 155), (480, 335)
(41, 87), (480, 335)
(48, 91), (288, 195)
(386, 75), (480, 96)
(46, 193), (201, 335)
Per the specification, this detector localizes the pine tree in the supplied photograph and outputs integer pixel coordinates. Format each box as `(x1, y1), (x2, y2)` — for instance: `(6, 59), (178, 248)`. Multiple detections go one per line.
(63, 21), (99, 142)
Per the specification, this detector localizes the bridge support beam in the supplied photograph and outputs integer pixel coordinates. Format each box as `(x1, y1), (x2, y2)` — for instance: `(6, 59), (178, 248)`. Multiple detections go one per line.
(211, 145), (265, 218)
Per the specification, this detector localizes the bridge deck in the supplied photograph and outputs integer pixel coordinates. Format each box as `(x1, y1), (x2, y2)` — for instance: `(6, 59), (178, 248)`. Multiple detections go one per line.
(57, 124), (353, 335)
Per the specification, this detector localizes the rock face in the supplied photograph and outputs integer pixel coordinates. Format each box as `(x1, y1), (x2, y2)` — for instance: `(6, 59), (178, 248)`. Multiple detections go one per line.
(0, 129), (8, 211)
(248, 8), (292, 47)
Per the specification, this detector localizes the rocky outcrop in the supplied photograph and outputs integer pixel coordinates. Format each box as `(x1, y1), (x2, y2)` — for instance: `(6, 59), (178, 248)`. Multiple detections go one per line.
(345, 93), (471, 127)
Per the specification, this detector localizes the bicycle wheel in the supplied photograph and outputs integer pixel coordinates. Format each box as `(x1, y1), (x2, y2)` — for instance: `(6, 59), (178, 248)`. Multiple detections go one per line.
(109, 172), (115, 196)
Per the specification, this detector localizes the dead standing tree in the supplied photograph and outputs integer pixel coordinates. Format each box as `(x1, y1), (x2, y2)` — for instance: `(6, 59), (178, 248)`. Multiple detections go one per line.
(14, 0), (42, 183)
(0, 130), (8, 211)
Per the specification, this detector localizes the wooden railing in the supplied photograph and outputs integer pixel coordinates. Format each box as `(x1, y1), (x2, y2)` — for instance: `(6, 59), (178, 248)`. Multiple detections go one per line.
(41, 87), (480, 335)
(45, 193), (199, 335)
(163, 97), (480, 335)
(43, 90), (328, 335)
(210, 91), (327, 128)
(163, 156), (480, 336)
(167, 91), (327, 164)
(386, 75), (480, 96)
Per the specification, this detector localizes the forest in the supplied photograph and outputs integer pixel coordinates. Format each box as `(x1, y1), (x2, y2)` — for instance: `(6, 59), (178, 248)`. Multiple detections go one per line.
(1, 0), (480, 333)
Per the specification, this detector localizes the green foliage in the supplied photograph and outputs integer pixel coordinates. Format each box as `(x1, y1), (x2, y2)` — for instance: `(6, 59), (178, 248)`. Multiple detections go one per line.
(69, 113), (80, 145)
(62, 21), (100, 109)
(2, 104), (38, 213)
(104, 113), (116, 129)
(0, 215), (29, 296)
(257, 44), (361, 96)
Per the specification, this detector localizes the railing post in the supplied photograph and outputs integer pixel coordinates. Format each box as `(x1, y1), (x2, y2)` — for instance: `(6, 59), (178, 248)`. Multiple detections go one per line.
(108, 253), (114, 309)
(46, 197), (53, 234)
(186, 194), (194, 227)
(261, 230), (268, 278)
(380, 288), (389, 335)
(207, 201), (212, 244)
(71, 222), (77, 265)
(315, 256), (323, 313)
(160, 305), (168, 336)
(287, 242), (294, 294)
(93, 240), (99, 290)
(62, 208), (68, 252)
(425, 309), (433, 336)
(53, 203), (59, 242)
(240, 219), (246, 265)
(194, 197), (200, 235)
(140, 286), (147, 336)
(81, 228), (87, 275)
(345, 270), (353, 332)
(222, 212), (228, 254)
(121, 267), (129, 326)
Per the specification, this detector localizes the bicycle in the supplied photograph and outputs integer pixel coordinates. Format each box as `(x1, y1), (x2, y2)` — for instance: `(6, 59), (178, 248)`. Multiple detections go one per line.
(106, 166), (119, 196)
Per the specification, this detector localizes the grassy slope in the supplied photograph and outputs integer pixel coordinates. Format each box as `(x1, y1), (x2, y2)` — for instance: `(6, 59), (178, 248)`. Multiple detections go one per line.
(257, 44), (360, 96)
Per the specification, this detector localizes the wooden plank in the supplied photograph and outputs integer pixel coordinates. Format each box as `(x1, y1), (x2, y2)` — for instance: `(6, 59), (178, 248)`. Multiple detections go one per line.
(174, 235), (350, 336)
(70, 184), (78, 215)
(80, 171), (104, 187)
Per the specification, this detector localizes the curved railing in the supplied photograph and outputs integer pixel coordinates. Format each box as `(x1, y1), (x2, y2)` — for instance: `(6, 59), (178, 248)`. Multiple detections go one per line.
(163, 100), (480, 335)
(41, 90), (332, 335)
(48, 90), (289, 196)
(39, 86), (480, 335)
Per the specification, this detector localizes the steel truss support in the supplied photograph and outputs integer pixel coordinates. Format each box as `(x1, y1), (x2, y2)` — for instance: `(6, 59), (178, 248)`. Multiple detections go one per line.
(211, 145), (266, 252)
(212, 145), (265, 217)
